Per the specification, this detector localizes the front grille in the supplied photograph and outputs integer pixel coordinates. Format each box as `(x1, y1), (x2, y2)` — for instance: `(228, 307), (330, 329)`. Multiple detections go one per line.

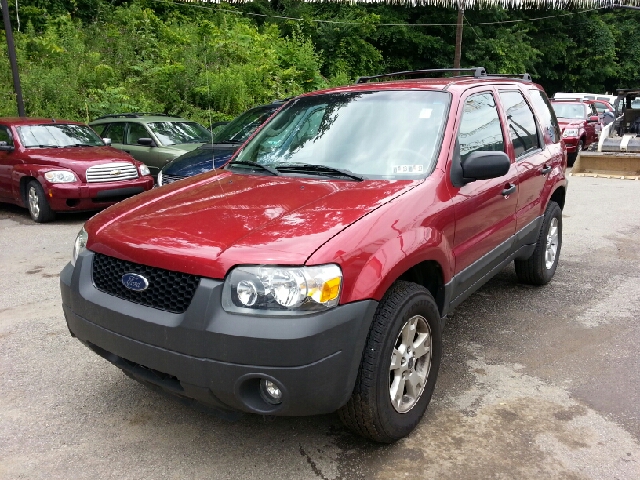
(86, 162), (139, 183)
(92, 253), (200, 313)
(161, 174), (184, 185)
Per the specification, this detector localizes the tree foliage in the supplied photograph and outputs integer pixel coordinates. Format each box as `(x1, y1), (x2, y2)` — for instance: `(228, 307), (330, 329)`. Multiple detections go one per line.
(0, 0), (638, 122)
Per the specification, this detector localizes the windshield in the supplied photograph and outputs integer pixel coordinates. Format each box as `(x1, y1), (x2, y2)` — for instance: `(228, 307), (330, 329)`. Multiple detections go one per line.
(147, 121), (211, 145)
(17, 124), (104, 148)
(552, 103), (585, 119)
(213, 105), (279, 144)
(231, 91), (451, 179)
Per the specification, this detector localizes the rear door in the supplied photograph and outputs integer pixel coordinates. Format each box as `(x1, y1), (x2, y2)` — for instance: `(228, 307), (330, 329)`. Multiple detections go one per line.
(451, 89), (519, 280)
(497, 88), (549, 232)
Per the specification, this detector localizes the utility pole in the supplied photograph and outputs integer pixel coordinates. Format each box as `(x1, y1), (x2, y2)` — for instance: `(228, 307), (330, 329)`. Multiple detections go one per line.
(453, 3), (464, 69)
(1, 0), (25, 117)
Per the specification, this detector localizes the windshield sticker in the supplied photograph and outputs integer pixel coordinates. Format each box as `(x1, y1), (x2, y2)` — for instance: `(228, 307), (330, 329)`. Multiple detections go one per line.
(393, 165), (424, 174)
(419, 108), (432, 119)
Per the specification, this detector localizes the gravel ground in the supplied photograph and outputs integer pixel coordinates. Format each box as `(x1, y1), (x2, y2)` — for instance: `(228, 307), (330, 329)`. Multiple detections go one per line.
(1, 174), (639, 479)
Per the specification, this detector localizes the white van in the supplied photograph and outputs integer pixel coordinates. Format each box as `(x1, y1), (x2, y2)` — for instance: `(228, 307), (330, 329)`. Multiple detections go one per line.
(553, 92), (617, 104)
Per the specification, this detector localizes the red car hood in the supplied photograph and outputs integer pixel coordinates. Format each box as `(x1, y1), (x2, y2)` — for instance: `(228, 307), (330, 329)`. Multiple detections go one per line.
(557, 119), (584, 130)
(86, 170), (417, 279)
(24, 146), (138, 172)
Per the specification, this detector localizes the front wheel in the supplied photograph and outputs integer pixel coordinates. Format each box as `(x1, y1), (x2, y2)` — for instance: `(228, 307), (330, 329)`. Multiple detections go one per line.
(515, 201), (562, 285)
(27, 180), (56, 223)
(568, 140), (583, 167)
(338, 281), (442, 443)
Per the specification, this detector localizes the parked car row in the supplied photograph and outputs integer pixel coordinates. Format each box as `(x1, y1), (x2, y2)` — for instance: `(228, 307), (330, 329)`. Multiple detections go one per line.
(549, 94), (615, 166)
(59, 67), (569, 442)
(0, 106), (284, 222)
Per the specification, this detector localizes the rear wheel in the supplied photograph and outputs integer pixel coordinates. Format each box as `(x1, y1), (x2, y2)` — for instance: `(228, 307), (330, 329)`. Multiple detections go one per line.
(338, 281), (442, 443)
(515, 201), (562, 285)
(27, 180), (56, 223)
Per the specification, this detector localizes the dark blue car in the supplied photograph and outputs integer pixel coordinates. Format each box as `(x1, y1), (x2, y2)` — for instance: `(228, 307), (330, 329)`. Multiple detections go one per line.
(158, 102), (284, 186)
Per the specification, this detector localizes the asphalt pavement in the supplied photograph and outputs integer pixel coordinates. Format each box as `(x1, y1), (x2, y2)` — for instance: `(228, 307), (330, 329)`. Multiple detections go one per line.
(1, 174), (639, 479)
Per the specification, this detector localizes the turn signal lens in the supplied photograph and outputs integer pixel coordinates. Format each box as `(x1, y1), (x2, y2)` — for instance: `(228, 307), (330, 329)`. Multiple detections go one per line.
(222, 264), (343, 313)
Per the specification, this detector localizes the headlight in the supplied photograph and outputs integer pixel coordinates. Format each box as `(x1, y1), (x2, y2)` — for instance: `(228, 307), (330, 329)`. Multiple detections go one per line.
(157, 170), (163, 186)
(139, 164), (151, 176)
(563, 128), (579, 138)
(222, 265), (342, 314)
(44, 170), (77, 183)
(71, 227), (88, 266)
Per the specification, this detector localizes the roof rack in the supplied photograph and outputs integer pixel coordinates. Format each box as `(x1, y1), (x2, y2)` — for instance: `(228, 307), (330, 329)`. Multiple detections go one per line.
(355, 67), (532, 84)
(92, 112), (175, 121)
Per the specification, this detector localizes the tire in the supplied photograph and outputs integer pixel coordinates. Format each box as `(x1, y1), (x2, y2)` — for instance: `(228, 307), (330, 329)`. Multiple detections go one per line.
(338, 281), (442, 443)
(26, 180), (56, 223)
(514, 201), (562, 285)
(567, 140), (583, 167)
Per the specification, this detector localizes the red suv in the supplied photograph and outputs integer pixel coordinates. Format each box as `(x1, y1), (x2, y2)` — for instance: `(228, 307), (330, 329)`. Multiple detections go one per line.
(550, 99), (599, 165)
(60, 68), (567, 442)
(0, 118), (154, 222)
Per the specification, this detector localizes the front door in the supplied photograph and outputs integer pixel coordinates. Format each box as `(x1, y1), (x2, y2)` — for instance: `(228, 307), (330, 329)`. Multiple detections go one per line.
(0, 125), (17, 200)
(124, 123), (163, 175)
(450, 90), (519, 287)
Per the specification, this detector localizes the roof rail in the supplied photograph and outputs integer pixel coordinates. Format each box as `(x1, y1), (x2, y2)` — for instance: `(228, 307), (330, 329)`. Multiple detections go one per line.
(355, 67), (533, 84)
(92, 112), (175, 121)
(484, 73), (533, 82)
(355, 67), (487, 84)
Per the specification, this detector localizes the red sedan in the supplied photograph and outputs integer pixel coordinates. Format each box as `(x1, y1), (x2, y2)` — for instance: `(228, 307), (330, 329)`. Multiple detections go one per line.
(0, 117), (154, 222)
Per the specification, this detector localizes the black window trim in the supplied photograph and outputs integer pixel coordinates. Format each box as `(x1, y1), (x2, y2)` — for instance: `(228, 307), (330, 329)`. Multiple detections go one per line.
(498, 88), (544, 161)
(125, 122), (156, 147)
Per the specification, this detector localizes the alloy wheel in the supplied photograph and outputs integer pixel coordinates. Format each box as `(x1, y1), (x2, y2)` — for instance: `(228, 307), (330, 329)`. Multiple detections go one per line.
(28, 186), (40, 218)
(545, 217), (559, 269)
(389, 315), (432, 413)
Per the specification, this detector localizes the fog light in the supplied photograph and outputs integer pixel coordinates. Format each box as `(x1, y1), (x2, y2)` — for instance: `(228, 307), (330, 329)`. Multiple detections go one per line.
(260, 379), (282, 405)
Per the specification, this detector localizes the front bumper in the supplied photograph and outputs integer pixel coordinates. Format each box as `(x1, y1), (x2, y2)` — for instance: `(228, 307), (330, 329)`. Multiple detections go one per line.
(60, 252), (377, 416)
(45, 176), (154, 211)
(562, 137), (579, 152)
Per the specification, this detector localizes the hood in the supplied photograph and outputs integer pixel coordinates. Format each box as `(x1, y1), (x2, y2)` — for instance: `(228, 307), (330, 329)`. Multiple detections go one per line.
(163, 144), (238, 177)
(86, 171), (417, 279)
(557, 119), (584, 130)
(164, 143), (204, 153)
(22, 146), (138, 170)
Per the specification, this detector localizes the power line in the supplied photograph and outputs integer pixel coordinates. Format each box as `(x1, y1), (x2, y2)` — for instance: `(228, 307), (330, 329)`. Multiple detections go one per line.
(147, 0), (604, 27)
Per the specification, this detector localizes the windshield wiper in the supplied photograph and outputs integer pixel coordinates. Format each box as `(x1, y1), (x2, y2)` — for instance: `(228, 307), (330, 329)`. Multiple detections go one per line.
(275, 163), (363, 181)
(33, 144), (59, 148)
(227, 160), (280, 176)
(71, 143), (95, 147)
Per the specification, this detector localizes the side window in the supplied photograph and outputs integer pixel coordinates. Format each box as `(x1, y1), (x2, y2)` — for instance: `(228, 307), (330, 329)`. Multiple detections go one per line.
(499, 90), (540, 158)
(0, 126), (13, 145)
(593, 102), (608, 114)
(528, 89), (561, 144)
(126, 123), (151, 145)
(458, 93), (505, 162)
(92, 123), (107, 137)
(104, 123), (125, 144)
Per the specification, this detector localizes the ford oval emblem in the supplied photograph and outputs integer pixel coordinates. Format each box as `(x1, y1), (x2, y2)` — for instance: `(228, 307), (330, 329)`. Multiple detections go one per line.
(121, 273), (149, 292)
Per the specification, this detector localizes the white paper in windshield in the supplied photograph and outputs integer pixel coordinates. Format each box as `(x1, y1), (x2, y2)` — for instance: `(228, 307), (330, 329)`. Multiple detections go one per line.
(419, 108), (433, 118)
(393, 165), (424, 174)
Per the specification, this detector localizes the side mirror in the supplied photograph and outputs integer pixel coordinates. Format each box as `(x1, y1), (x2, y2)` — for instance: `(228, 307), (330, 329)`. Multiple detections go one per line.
(137, 137), (155, 147)
(461, 151), (511, 182)
(102, 137), (112, 146)
(0, 140), (14, 151)
(588, 116), (599, 123)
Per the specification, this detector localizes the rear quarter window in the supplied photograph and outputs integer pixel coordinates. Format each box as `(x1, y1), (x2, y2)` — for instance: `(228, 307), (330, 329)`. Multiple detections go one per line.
(529, 89), (561, 144)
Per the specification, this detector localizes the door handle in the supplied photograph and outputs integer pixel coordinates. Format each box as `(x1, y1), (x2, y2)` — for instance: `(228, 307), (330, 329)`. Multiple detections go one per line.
(540, 165), (551, 175)
(501, 183), (516, 196)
